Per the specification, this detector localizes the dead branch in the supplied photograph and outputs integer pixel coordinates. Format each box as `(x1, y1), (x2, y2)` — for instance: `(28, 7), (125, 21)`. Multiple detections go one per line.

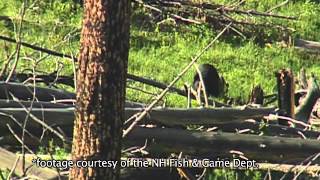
(265, 114), (311, 129)
(0, 82), (75, 102)
(5, 2), (26, 83)
(134, 0), (202, 24)
(205, 16), (295, 32)
(0, 35), (75, 60)
(6, 124), (35, 155)
(266, 0), (289, 13)
(157, 0), (297, 20)
(0, 48), (16, 79)
(11, 97), (70, 144)
(136, 0), (296, 32)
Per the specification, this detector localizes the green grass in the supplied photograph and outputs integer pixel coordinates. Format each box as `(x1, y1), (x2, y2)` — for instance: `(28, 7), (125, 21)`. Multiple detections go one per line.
(1, 0), (320, 107)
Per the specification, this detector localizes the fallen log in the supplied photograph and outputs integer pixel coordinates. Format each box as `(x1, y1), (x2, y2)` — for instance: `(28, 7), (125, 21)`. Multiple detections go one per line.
(125, 127), (320, 164)
(0, 82), (75, 102)
(125, 101), (147, 108)
(0, 102), (147, 137)
(3, 126), (320, 165)
(0, 35), (74, 60)
(0, 83), (146, 107)
(0, 106), (276, 148)
(0, 106), (275, 134)
(4, 121), (320, 148)
(125, 106), (275, 125)
(4, 73), (75, 87)
(0, 99), (73, 108)
(295, 39), (320, 53)
(2, 104), (319, 148)
(4, 105), (317, 143)
(209, 121), (320, 139)
(4, 121), (320, 150)
(0, 108), (74, 131)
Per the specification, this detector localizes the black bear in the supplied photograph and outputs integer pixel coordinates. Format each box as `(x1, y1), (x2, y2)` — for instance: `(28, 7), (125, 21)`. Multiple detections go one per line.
(191, 64), (227, 99)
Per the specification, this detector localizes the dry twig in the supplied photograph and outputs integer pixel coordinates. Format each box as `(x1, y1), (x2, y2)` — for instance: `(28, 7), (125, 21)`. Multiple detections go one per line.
(5, 2), (27, 83)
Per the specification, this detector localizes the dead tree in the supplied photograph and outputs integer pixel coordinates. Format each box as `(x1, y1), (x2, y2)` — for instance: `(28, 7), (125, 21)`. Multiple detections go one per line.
(70, 0), (131, 179)
(248, 85), (264, 105)
(295, 76), (320, 124)
(275, 69), (295, 126)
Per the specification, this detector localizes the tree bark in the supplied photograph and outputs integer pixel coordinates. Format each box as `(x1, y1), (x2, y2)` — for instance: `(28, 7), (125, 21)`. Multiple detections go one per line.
(70, 0), (130, 179)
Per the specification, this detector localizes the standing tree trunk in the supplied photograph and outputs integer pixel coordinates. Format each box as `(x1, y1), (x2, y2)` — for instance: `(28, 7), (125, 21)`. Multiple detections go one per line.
(70, 0), (130, 179)
(275, 69), (295, 126)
